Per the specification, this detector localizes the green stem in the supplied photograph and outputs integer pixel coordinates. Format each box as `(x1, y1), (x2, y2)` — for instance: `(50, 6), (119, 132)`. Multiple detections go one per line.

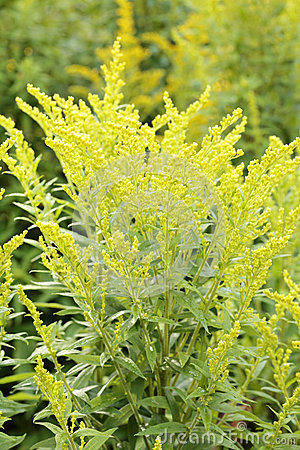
(60, 421), (77, 450)
(98, 324), (151, 450)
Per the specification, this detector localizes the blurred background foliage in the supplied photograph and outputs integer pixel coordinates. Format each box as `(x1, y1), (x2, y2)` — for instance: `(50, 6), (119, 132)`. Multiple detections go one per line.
(1, 0), (299, 150)
(0, 0), (299, 446)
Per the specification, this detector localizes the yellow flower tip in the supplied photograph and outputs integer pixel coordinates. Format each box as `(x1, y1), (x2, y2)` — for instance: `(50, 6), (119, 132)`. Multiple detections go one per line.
(26, 83), (35, 93)
(36, 354), (43, 365)
(17, 284), (24, 295)
(153, 436), (162, 450)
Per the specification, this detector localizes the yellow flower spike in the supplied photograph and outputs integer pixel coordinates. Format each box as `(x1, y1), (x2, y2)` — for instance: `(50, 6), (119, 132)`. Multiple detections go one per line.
(153, 436), (163, 450)
(3, 231), (27, 257)
(90, 37), (125, 118)
(37, 222), (92, 306)
(18, 285), (43, 332)
(0, 117), (55, 220)
(79, 421), (86, 450)
(186, 84), (211, 119)
(37, 221), (80, 266)
(112, 315), (124, 354)
(0, 230), (27, 338)
(0, 136), (16, 160)
(207, 321), (240, 392)
(34, 355), (70, 432)
(15, 96), (53, 137)
(191, 107), (247, 182)
(268, 374), (300, 447)
(18, 285), (61, 370)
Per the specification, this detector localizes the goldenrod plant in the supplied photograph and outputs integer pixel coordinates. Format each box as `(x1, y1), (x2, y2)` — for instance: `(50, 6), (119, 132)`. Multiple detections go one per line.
(0, 39), (299, 449)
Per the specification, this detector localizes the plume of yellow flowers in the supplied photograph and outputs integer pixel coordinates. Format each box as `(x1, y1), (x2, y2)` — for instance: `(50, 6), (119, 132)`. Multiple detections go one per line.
(152, 436), (163, 450)
(0, 231), (27, 342)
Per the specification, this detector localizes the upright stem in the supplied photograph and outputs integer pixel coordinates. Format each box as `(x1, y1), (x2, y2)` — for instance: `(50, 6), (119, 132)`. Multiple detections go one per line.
(97, 323), (151, 450)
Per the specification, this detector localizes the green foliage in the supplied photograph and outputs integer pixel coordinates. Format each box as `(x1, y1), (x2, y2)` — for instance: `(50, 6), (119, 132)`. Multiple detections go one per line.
(0, 41), (299, 449)
(0, 0), (114, 130)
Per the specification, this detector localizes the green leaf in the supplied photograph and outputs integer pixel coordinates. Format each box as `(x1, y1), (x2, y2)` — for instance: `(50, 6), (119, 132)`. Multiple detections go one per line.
(58, 335), (100, 352)
(0, 392), (30, 417)
(199, 404), (212, 432)
(165, 389), (180, 422)
(103, 404), (133, 429)
(6, 393), (39, 402)
(55, 307), (83, 316)
(172, 291), (203, 322)
(178, 351), (189, 368)
(55, 430), (67, 449)
(145, 344), (157, 372)
(220, 435), (241, 449)
(73, 427), (117, 438)
(35, 302), (66, 309)
(66, 354), (101, 365)
(0, 432), (26, 450)
(148, 316), (178, 325)
(187, 387), (206, 399)
(136, 422), (187, 436)
(89, 393), (125, 410)
(137, 396), (168, 409)
(35, 422), (63, 435)
(116, 356), (146, 379)
(247, 389), (281, 407)
(164, 386), (190, 406)
(226, 410), (272, 427)
(0, 372), (35, 385)
(33, 404), (52, 423)
(190, 359), (210, 378)
(84, 433), (114, 450)
(30, 437), (56, 449)
(13, 202), (36, 215)
(253, 359), (267, 378)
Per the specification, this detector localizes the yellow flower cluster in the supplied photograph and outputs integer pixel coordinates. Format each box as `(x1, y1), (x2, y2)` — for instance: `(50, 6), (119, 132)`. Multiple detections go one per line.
(152, 436), (162, 450)
(34, 355), (67, 422)
(268, 373), (300, 448)
(18, 285), (60, 369)
(34, 355), (78, 449)
(250, 269), (300, 440)
(112, 315), (124, 354)
(192, 107), (246, 183)
(37, 221), (93, 304)
(265, 271), (300, 328)
(0, 114), (58, 222)
(257, 317), (292, 394)
(0, 231), (27, 340)
(207, 320), (240, 393)
(0, 27), (299, 449)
